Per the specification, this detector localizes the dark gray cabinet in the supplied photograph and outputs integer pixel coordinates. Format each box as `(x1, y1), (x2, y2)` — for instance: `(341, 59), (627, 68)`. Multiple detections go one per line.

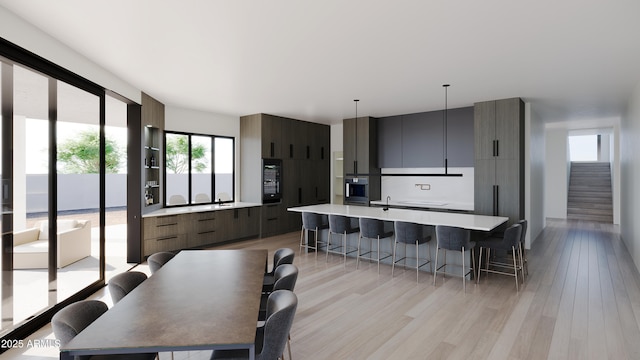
(474, 98), (524, 225)
(377, 107), (474, 168)
(241, 113), (329, 237)
(343, 116), (379, 176)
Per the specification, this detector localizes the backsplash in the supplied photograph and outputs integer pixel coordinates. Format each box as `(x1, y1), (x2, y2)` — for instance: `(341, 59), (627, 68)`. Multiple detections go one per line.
(380, 167), (474, 210)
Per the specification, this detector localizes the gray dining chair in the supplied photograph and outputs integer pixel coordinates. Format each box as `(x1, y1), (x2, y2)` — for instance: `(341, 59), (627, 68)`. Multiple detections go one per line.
(477, 223), (524, 291)
(108, 271), (148, 304)
(210, 290), (298, 360)
(357, 218), (394, 274)
(52, 300), (156, 360)
(392, 221), (432, 283)
(326, 214), (359, 264)
(433, 225), (476, 292)
(147, 251), (176, 274)
(263, 248), (295, 292)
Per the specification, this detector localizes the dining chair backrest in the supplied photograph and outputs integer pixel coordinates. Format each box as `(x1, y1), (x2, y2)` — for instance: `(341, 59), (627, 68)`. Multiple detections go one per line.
(329, 214), (358, 234)
(359, 218), (392, 239)
(51, 300), (108, 346)
(108, 271), (148, 304)
(273, 264), (298, 292)
(302, 212), (327, 231)
(502, 223), (522, 249)
(259, 290), (298, 360)
(394, 221), (431, 245)
(517, 219), (528, 245)
(269, 248), (295, 275)
(148, 251), (176, 274)
(435, 225), (472, 251)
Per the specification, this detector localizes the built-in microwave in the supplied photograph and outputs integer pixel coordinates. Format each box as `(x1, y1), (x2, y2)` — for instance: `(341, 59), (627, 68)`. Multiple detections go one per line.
(345, 177), (369, 205)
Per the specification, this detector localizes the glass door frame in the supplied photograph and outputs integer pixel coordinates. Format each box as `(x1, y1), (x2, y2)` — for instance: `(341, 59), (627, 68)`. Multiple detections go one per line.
(0, 37), (110, 343)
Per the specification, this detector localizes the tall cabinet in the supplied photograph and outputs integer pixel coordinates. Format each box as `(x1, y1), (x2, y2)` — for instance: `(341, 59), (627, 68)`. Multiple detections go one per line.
(343, 116), (380, 204)
(474, 98), (524, 225)
(240, 114), (330, 237)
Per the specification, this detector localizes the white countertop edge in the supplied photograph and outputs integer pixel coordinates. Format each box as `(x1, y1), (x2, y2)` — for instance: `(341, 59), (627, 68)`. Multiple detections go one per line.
(143, 202), (262, 218)
(369, 200), (474, 212)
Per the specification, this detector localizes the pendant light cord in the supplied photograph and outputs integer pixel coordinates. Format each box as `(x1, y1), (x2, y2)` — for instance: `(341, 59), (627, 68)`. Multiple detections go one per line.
(443, 84), (449, 174)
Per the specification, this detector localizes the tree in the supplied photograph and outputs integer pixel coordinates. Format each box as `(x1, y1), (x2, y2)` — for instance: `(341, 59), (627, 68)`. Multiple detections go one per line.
(165, 135), (208, 174)
(57, 131), (123, 174)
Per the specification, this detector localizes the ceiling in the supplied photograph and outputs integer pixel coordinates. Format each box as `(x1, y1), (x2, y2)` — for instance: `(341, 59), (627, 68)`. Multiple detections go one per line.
(1, 0), (639, 125)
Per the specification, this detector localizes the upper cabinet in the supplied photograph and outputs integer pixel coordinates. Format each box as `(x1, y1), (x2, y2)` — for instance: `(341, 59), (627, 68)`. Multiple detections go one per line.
(343, 116), (378, 176)
(378, 107), (474, 168)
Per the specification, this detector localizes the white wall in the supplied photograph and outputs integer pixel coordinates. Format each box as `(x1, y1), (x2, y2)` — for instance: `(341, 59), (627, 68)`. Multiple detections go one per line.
(0, 6), (140, 104)
(164, 105), (241, 200)
(544, 128), (569, 219)
(621, 80), (640, 273)
(526, 103), (546, 248)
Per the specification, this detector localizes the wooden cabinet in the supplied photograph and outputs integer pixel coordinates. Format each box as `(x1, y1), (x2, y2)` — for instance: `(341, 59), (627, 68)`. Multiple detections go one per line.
(343, 116), (379, 176)
(378, 107), (474, 168)
(241, 113), (330, 237)
(143, 206), (261, 255)
(474, 98), (524, 225)
(143, 214), (187, 256)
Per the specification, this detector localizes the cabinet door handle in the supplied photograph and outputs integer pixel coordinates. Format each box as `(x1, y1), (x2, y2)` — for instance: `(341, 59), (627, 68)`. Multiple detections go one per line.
(493, 185), (497, 216)
(495, 140), (499, 157)
(495, 185), (500, 216)
(270, 142), (275, 158)
(321, 147), (325, 160)
(289, 144), (294, 158)
(354, 160), (358, 174)
(298, 188), (302, 204)
(306, 145), (310, 159)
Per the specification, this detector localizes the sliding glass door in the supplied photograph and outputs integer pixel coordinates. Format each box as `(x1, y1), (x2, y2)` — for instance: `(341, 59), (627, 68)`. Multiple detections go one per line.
(0, 54), (106, 337)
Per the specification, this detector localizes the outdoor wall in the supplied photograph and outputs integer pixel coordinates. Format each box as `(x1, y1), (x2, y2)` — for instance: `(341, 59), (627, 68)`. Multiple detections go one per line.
(26, 174), (127, 213)
(621, 80), (640, 273)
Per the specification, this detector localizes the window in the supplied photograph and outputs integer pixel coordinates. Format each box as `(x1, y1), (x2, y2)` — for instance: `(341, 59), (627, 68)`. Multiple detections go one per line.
(165, 131), (234, 206)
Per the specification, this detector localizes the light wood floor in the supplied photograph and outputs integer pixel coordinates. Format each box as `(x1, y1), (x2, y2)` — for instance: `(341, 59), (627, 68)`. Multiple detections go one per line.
(5, 219), (640, 360)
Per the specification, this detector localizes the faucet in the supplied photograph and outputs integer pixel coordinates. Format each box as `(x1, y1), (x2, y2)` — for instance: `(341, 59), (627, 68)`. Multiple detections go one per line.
(383, 195), (391, 211)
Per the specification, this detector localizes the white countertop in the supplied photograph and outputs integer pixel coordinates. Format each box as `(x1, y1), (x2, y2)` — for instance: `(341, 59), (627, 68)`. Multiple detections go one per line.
(370, 199), (474, 212)
(288, 204), (507, 232)
(143, 202), (262, 218)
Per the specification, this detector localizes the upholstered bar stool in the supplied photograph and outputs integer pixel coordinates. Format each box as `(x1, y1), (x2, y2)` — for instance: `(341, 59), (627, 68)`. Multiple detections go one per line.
(433, 225), (476, 292)
(357, 218), (394, 274)
(299, 212), (329, 258)
(392, 222), (433, 283)
(326, 214), (359, 264)
(477, 223), (524, 291)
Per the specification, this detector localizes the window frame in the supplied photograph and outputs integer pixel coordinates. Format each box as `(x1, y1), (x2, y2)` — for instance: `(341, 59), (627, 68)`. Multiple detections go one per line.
(163, 130), (235, 207)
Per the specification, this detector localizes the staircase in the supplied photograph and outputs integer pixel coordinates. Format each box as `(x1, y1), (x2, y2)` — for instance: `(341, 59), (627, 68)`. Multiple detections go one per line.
(567, 162), (613, 223)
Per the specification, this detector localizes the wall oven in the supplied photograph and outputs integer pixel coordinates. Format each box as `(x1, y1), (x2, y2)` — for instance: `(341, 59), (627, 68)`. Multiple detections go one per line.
(345, 177), (369, 205)
(263, 159), (282, 203)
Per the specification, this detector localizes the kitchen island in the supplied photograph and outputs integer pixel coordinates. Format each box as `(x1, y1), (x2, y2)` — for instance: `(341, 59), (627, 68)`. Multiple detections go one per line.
(288, 204), (506, 232)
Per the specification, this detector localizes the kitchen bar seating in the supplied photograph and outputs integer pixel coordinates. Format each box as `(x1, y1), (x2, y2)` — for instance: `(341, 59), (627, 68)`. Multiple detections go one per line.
(392, 221), (433, 283)
(357, 218), (394, 274)
(326, 214), (359, 264)
(477, 223), (524, 291)
(433, 225), (476, 292)
(299, 212), (329, 258)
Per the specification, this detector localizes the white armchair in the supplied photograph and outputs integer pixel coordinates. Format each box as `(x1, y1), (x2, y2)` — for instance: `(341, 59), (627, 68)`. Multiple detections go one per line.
(13, 219), (92, 269)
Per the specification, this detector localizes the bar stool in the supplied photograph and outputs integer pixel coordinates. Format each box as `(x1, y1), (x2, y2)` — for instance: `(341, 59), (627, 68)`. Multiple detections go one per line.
(477, 223), (524, 291)
(299, 212), (328, 258)
(327, 214), (359, 264)
(392, 222), (432, 283)
(433, 225), (476, 292)
(357, 218), (394, 274)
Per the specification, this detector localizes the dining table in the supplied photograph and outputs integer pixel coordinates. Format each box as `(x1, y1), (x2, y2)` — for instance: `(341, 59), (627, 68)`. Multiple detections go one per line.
(59, 249), (268, 360)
